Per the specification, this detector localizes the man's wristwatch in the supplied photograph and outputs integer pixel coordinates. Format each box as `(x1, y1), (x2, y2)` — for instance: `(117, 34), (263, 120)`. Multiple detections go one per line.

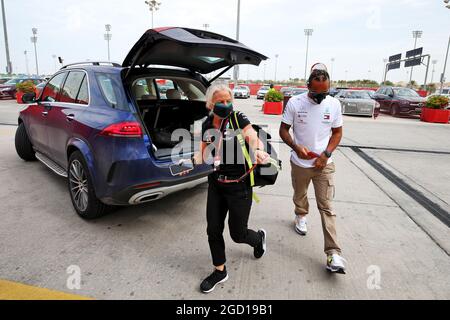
(323, 150), (332, 158)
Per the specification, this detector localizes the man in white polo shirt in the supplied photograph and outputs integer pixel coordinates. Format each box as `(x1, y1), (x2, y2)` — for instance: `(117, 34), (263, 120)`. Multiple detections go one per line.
(279, 63), (346, 273)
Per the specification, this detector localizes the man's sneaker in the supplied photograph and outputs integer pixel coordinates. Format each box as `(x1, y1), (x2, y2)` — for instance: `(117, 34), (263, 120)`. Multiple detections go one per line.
(254, 229), (267, 259)
(326, 254), (347, 274)
(200, 267), (228, 293)
(295, 215), (307, 235)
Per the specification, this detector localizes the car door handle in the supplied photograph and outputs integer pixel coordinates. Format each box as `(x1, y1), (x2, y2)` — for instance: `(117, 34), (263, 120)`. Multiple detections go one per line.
(66, 114), (75, 122)
(42, 111), (48, 116)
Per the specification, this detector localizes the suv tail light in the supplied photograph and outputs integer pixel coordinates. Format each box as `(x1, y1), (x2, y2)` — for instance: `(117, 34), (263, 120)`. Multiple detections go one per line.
(100, 122), (143, 138)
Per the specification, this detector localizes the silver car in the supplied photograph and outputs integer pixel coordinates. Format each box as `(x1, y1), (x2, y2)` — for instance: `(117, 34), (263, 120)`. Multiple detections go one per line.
(336, 90), (380, 117)
(257, 86), (270, 99)
(233, 85), (250, 98)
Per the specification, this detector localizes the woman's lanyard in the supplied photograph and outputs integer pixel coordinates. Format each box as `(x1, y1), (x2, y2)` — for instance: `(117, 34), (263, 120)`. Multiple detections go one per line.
(213, 118), (228, 171)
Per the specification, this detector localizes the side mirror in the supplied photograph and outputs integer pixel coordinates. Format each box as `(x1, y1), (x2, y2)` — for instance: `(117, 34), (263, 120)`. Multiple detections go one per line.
(21, 92), (36, 104)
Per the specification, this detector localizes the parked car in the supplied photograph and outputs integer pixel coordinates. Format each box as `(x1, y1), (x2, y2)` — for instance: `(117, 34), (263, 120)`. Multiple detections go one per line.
(280, 87), (295, 97)
(438, 87), (450, 95)
(0, 77), (12, 84)
(329, 87), (347, 97)
(291, 88), (308, 96)
(363, 90), (376, 99)
(232, 85), (250, 98)
(0, 78), (44, 99)
(257, 85), (270, 99)
(427, 93), (450, 99)
(373, 86), (426, 116)
(336, 90), (380, 117)
(15, 27), (267, 219)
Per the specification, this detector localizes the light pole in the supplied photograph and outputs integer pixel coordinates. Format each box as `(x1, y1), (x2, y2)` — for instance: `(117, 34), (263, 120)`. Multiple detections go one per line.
(30, 28), (39, 76)
(104, 24), (112, 62)
(288, 65), (292, 82)
(1, 0), (12, 74)
(430, 59), (437, 84)
(440, 35), (450, 93)
(409, 30), (423, 83)
(304, 28), (313, 81)
(330, 58), (335, 85)
(345, 70), (348, 87)
(233, 0), (241, 87)
(202, 23), (209, 31)
(145, 0), (161, 28)
(24, 51), (29, 75)
(382, 58), (388, 84)
(274, 54), (279, 82)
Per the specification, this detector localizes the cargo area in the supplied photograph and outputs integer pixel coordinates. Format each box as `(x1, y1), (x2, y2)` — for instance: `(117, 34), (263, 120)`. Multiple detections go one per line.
(130, 75), (209, 159)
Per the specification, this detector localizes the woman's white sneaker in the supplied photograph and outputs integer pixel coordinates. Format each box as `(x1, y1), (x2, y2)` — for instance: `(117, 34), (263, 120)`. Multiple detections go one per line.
(295, 215), (307, 235)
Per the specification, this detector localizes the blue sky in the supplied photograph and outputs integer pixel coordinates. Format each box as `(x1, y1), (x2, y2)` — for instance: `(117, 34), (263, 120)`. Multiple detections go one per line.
(1, 0), (449, 84)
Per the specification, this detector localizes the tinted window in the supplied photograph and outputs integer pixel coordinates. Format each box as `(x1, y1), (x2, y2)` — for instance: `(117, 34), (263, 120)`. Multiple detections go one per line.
(342, 91), (371, 99)
(60, 71), (85, 103)
(156, 79), (188, 100)
(156, 79), (175, 94)
(95, 72), (129, 111)
(76, 76), (89, 105)
(4, 79), (20, 85)
(393, 88), (420, 97)
(41, 73), (66, 102)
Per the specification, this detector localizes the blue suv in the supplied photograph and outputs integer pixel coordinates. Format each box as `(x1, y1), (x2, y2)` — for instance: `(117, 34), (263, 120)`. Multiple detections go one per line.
(15, 27), (267, 219)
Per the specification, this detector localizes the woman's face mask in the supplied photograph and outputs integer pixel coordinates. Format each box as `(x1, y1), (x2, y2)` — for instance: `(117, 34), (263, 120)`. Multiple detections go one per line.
(213, 102), (233, 118)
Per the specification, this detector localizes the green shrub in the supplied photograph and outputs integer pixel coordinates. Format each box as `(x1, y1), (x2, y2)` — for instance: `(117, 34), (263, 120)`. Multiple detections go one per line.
(264, 89), (283, 102)
(426, 95), (449, 109)
(16, 80), (36, 93)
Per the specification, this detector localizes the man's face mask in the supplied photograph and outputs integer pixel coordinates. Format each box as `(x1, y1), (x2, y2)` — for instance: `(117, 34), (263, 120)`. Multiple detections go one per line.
(213, 102), (233, 118)
(308, 79), (330, 104)
(309, 92), (329, 104)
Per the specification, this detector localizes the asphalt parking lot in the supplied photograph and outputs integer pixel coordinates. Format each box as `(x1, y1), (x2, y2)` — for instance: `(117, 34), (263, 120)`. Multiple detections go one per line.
(0, 97), (449, 299)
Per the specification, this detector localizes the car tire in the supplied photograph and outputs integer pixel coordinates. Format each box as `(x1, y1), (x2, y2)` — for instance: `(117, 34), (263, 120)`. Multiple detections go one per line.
(68, 151), (112, 220)
(15, 122), (36, 161)
(390, 104), (399, 117)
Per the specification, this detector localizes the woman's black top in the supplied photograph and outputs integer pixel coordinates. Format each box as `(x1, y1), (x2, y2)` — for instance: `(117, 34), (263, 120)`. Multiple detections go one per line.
(201, 111), (252, 179)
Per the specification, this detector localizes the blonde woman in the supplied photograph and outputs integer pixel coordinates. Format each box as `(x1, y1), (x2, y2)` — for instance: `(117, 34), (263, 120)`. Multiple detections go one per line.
(193, 84), (270, 293)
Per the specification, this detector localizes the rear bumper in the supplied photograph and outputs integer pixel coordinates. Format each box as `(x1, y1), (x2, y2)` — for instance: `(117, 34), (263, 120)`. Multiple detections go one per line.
(128, 175), (208, 204)
(100, 170), (210, 205)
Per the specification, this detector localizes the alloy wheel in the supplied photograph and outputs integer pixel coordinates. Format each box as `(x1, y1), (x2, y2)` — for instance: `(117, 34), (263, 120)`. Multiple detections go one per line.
(69, 160), (89, 212)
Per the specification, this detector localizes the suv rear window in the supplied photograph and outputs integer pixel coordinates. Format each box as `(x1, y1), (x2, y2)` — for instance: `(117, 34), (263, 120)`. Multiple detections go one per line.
(95, 72), (129, 111)
(132, 77), (205, 101)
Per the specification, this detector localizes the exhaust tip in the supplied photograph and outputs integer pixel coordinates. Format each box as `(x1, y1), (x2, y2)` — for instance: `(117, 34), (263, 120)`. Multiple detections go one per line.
(130, 192), (164, 204)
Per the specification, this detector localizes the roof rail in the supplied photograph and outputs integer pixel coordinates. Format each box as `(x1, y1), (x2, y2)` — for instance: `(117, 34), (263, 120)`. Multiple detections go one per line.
(60, 61), (122, 69)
